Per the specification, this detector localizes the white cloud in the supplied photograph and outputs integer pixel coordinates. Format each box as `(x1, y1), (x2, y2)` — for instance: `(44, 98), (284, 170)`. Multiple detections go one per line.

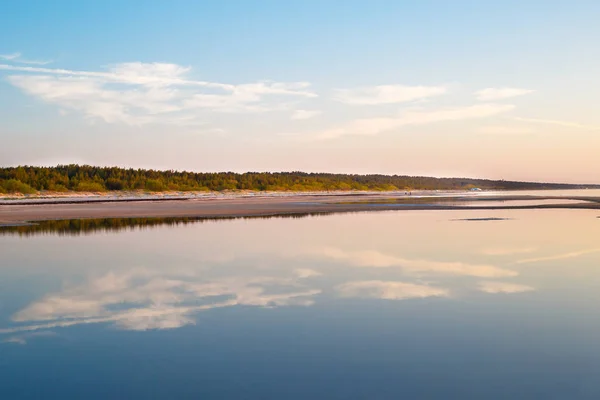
(474, 87), (534, 101)
(333, 84), (447, 105)
(0, 52), (20, 60)
(477, 126), (535, 135)
(336, 280), (448, 300)
(515, 248), (600, 264)
(0, 52), (51, 65)
(318, 247), (517, 278)
(291, 109), (322, 120)
(1, 61), (317, 125)
(478, 281), (535, 294)
(316, 103), (515, 139)
(1, 62), (227, 88)
(514, 117), (600, 131)
(7, 75), (183, 125)
(108, 62), (193, 84)
(236, 81), (315, 97)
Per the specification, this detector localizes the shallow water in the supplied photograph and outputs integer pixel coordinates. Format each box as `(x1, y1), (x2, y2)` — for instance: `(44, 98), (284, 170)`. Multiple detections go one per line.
(341, 197), (594, 207)
(2, 208), (600, 399)
(456, 198), (590, 207)
(481, 189), (600, 197)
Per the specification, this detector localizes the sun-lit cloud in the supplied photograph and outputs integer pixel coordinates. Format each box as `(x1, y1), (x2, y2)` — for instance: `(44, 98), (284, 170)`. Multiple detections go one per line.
(291, 109), (322, 120)
(0, 55), (548, 144)
(514, 117), (600, 131)
(478, 281), (535, 294)
(333, 84), (447, 105)
(474, 87), (534, 101)
(1, 62), (317, 125)
(317, 247), (518, 277)
(336, 280), (448, 300)
(315, 103), (516, 139)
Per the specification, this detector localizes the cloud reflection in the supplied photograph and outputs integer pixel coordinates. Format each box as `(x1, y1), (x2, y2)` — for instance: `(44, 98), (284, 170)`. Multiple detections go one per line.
(318, 247), (517, 278)
(336, 281), (449, 300)
(515, 249), (600, 264)
(2, 245), (542, 336)
(478, 281), (535, 294)
(3, 270), (320, 334)
(2, 330), (57, 345)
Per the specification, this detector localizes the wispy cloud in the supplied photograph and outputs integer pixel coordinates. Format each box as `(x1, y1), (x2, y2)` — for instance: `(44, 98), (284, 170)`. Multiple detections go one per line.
(0, 52), (52, 65)
(336, 280), (449, 300)
(0, 53), (20, 60)
(315, 103), (515, 139)
(333, 84), (447, 105)
(1, 62), (224, 88)
(291, 109), (322, 120)
(514, 117), (600, 131)
(1, 62), (317, 125)
(478, 281), (535, 294)
(474, 87), (534, 101)
(515, 248), (600, 264)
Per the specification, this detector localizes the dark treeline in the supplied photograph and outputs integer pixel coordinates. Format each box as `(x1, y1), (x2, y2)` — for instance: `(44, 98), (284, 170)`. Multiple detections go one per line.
(1, 165), (598, 194)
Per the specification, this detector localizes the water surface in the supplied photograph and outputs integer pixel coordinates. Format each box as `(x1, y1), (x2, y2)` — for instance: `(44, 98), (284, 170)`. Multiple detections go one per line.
(2, 207), (600, 399)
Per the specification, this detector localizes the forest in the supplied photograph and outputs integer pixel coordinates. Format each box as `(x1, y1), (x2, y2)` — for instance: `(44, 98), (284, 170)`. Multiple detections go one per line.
(0, 165), (597, 194)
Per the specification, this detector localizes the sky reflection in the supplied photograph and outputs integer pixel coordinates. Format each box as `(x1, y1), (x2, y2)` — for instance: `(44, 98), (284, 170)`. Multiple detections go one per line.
(3, 209), (600, 399)
(2, 208), (599, 339)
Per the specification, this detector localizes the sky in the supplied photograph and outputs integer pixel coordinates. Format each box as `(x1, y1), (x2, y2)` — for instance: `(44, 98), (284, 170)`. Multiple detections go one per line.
(1, 0), (599, 183)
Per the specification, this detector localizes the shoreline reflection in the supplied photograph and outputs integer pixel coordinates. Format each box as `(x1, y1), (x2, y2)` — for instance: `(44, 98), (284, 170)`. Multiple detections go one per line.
(0, 214), (336, 237)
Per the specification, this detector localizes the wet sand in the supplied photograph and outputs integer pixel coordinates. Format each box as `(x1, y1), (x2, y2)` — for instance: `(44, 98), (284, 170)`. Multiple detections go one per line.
(1, 193), (599, 226)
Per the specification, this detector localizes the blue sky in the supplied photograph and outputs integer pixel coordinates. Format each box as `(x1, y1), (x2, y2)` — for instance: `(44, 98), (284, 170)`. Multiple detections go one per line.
(2, 0), (600, 182)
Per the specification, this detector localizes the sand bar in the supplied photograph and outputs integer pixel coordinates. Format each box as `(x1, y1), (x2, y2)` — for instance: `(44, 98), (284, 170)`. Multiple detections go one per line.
(1, 192), (600, 226)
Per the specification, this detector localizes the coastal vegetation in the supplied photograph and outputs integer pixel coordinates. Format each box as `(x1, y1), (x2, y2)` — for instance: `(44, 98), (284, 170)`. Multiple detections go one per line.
(0, 165), (597, 194)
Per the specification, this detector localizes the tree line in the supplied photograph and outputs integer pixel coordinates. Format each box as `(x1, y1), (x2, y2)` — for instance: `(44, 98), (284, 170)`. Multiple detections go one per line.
(0, 165), (596, 194)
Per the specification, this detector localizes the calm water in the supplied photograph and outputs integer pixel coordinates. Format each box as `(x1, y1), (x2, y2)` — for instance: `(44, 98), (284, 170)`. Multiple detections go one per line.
(2, 207), (600, 399)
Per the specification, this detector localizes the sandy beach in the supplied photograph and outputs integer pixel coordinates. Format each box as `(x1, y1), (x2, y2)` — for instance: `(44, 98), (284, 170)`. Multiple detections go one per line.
(1, 192), (599, 226)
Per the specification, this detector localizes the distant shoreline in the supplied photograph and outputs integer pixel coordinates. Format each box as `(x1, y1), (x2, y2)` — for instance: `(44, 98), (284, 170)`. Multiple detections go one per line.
(0, 189), (463, 205)
(3, 165), (599, 196)
(1, 192), (599, 227)
(1, 187), (598, 204)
